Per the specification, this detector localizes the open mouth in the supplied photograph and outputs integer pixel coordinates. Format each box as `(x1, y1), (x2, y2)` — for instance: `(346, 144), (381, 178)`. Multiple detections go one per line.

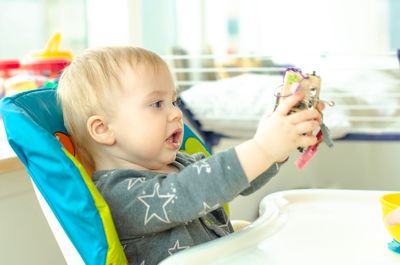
(166, 128), (183, 148)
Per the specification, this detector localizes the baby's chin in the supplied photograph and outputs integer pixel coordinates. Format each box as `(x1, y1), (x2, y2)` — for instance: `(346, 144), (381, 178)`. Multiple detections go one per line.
(153, 152), (178, 168)
(166, 152), (178, 164)
(128, 154), (177, 171)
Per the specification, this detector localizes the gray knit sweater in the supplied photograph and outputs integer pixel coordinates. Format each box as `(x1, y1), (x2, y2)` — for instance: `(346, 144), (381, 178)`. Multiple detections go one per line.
(92, 148), (280, 265)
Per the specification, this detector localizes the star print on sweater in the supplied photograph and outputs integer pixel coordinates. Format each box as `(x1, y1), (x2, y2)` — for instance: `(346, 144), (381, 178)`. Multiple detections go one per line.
(168, 240), (189, 255)
(127, 177), (145, 190)
(138, 183), (175, 225)
(192, 160), (212, 174)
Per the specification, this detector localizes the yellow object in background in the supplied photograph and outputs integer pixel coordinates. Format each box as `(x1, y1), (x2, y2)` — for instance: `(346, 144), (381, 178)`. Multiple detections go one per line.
(380, 193), (400, 253)
(4, 74), (47, 96)
(26, 32), (73, 61)
(5, 32), (73, 96)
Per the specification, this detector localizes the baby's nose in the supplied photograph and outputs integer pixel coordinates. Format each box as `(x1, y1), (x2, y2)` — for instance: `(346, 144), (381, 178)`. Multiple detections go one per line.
(169, 106), (182, 121)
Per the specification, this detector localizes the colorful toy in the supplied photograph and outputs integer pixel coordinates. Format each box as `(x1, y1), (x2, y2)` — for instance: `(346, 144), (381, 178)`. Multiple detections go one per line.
(21, 32), (72, 79)
(277, 68), (322, 112)
(5, 32), (72, 96)
(380, 193), (400, 254)
(275, 68), (334, 169)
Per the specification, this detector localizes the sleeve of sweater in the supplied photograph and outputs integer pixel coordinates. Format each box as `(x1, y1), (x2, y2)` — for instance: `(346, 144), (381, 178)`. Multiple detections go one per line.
(94, 148), (249, 235)
(239, 162), (281, 196)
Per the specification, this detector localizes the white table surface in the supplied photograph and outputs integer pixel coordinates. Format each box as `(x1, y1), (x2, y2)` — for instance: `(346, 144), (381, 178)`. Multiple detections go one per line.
(160, 189), (400, 265)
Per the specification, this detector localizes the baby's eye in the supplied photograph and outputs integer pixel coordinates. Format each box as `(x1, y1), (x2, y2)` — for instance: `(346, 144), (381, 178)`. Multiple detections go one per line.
(150, 101), (163, 108)
(172, 98), (182, 107)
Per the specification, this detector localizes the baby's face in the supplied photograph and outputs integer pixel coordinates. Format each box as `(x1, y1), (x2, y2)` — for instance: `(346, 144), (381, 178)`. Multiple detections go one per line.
(108, 63), (183, 171)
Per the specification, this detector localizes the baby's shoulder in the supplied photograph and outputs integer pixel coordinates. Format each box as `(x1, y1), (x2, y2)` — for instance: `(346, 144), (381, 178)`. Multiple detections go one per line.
(92, 169), (149, 185)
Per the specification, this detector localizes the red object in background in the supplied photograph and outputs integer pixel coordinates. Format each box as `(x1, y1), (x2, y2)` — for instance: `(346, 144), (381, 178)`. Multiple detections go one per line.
(0, 59), (21, 78)
(21, 59), (70, 78)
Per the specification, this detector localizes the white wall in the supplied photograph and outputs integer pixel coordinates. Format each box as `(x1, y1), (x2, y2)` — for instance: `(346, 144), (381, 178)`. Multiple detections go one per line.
(86, 0), (131, 47)
(173, 0), (392, 56)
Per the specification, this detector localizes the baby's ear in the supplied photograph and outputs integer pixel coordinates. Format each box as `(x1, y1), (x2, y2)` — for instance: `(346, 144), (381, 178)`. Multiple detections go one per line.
(87, 115), (115, 145)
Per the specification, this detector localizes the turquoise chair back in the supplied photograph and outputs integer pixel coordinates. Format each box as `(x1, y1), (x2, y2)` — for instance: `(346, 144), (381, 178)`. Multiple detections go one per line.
(0, 87), (211, 265)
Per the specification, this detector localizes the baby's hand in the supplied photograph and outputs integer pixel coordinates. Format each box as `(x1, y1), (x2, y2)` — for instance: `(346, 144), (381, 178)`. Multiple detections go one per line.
(385, 207), (400, 226)
(254, 92), (321, 162)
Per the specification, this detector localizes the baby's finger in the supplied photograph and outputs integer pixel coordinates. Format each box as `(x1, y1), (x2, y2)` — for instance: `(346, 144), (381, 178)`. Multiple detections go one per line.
(275, 92), (304, 116)
(317, 102), (325, 112)
(290, 109), (321, 124)
(297, 135), (318, 148)
(296, 120), (320, 135)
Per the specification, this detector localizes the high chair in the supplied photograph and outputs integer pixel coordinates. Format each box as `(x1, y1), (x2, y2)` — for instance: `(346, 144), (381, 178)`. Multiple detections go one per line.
(0, 87), (222, 265)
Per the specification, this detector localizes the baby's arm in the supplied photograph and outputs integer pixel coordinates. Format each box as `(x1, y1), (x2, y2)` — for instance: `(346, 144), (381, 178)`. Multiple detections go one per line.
(235, 92), (321, 182)
(96, 149), (253, 235)
(385, 207), (400, 226)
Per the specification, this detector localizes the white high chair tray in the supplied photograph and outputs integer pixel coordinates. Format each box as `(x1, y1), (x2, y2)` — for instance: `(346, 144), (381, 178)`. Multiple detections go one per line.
(160, 189), (400, 265)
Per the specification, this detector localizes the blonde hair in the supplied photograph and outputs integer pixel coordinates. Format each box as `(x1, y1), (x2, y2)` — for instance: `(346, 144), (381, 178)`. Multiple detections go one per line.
(57, 46), (168, 171)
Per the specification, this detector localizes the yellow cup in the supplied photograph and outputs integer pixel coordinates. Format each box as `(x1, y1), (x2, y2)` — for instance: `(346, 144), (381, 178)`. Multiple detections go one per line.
(380, 193), (400, 251)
